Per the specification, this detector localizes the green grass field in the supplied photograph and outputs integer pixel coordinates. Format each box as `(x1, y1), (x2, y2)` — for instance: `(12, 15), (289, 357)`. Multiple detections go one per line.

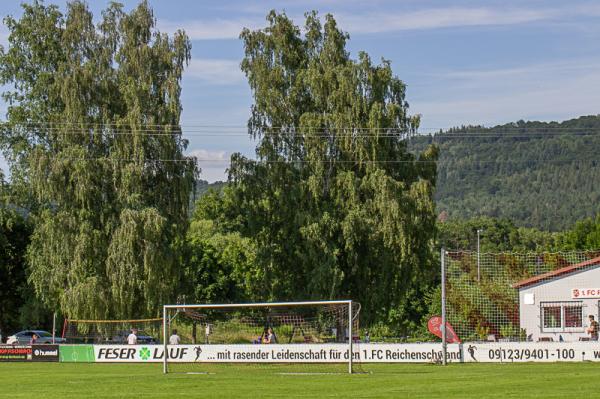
(1, 362), (599, 398)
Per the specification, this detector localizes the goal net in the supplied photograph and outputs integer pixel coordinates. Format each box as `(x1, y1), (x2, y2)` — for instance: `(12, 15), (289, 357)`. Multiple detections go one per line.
(62, 318), (163, 344)
(441, 251), (600, 343)
(162, 300), (361, 374)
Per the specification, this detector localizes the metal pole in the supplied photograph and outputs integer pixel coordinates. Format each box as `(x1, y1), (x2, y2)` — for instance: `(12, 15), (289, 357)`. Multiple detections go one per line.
(348, 301), (353, 374)
(477, 229), (481, 282)
(163, 306), (168, 374)
(52, 312), (56, 344)
(441, 248), (447, 366)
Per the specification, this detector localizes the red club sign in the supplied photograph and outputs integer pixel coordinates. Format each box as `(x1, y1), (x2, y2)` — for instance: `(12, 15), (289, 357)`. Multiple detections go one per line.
(572, 288), (600, 299)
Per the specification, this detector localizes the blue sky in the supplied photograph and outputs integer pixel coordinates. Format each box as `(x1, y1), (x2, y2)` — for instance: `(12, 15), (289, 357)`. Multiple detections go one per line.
(1, 0), (600, 181)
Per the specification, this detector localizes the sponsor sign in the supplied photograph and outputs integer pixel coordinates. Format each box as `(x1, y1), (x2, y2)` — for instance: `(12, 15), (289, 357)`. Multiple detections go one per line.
(462, 342), (600, 363)
(572, 288), (600, 299)
(94, 344), (463, 363)
(32, 345), (60, 362)
(0, 345), (32, 361)
(0, 345), (59, 362)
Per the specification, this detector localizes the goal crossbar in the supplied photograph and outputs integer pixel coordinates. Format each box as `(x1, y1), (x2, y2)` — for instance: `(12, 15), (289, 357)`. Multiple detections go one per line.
(163, 300), (352, 310)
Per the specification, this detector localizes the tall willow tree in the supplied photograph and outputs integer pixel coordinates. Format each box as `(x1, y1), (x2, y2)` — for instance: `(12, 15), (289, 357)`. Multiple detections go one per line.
(218, 11), (438, 328)
(0, 1), (196, 319)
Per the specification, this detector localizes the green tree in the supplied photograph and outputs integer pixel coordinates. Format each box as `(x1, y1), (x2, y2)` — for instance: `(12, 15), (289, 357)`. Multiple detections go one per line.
(437, 217), (563, 252)
(561, 215), (600, 250)
(0, 173), (51, 334)
(0, 208), (38, 334)
(182, 197), (258, 304)
(0, 1), (196, 319)
(213, 11), (437, 330)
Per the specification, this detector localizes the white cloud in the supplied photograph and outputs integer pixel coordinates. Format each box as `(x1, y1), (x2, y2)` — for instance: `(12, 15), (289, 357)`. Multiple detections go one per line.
(187, 148), (230, 182)
(431, 60), (600, 81)
(158, 4), (600, 41)
(158, 18), (259, 40)
(412, 58), (600, 128)
(337, 7), (554, 34)
(185, 58), (244, 85)
(188, 148), (230, 162)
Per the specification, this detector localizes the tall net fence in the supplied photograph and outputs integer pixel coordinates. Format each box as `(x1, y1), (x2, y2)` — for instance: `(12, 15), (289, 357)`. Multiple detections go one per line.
(62, 318), (163, 344)
(443, 250), (600, 343)
(164, 302), (361, 374)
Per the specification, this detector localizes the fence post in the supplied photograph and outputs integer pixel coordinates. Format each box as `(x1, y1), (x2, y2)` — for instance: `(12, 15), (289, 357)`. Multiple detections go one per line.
(441, 247), (447, 366)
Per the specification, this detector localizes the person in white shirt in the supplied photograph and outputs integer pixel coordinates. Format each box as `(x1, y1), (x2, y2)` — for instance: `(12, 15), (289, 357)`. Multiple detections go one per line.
(169, 329), (181, 345)
(127, 328), (138, 345)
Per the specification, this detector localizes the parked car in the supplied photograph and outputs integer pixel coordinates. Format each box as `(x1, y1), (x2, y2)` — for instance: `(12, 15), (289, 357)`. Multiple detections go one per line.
(110, 330), (157, 344)
(6, 330), (66, 345)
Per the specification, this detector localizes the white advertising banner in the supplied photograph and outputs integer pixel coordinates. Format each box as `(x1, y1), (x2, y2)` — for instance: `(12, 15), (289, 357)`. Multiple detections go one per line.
(461, 342), (600, 362)
(93, 343), (461, 363)
(93, 342), (600, 363)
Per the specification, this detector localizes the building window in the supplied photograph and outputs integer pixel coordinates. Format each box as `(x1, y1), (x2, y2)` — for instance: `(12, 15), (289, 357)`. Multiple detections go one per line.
(541, 302), (583, 332)
(564, 305), (583, 328)
(543, 306), (561, 329)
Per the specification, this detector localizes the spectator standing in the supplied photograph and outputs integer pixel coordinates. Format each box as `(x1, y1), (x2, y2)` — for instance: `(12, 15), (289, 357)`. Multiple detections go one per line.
(169, 329), (181, 345)
(587, 315), (599, 341)
(127, 328), (138, 345)
(264, 327), (277, 344)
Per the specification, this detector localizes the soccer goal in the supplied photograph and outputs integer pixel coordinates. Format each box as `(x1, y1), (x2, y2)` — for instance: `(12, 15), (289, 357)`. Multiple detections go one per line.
(62, 318), (163, 344)
(162, 300), (360, 374)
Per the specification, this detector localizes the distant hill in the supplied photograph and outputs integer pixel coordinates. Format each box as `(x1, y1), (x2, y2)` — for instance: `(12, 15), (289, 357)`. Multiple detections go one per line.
(411, 115), (600, 231)
(190, 116), (600, 231)
(192, 179), (226, 200)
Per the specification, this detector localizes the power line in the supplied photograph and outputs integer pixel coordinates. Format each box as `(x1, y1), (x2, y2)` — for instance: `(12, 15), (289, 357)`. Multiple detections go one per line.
(1, 121), (417, 131)
(3, 127), (600, 138)
(18, 157), (598, 165)
(4, 121), (600, 130)
(6, 121), (600, 130)
(3, 123), (600, 138)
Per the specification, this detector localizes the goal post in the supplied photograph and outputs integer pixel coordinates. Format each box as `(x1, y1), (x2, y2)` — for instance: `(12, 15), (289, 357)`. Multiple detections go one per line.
(162, 300), (359, 374)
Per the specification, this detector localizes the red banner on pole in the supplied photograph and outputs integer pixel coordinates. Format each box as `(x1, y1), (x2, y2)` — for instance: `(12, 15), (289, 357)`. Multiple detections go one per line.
(428, 316), (461, 343)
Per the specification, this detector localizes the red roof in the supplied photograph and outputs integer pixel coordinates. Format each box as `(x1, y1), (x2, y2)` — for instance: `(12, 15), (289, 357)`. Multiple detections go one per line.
(513, 255), (600, 289)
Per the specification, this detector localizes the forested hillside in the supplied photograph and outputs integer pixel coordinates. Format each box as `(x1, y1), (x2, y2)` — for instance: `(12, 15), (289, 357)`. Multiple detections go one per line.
(194, 179), (226, 198)
(411, 115), (600, 231)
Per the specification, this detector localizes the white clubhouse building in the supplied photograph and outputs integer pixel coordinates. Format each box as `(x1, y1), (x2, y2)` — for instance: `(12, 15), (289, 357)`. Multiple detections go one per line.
(514, 256), (600, 342)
